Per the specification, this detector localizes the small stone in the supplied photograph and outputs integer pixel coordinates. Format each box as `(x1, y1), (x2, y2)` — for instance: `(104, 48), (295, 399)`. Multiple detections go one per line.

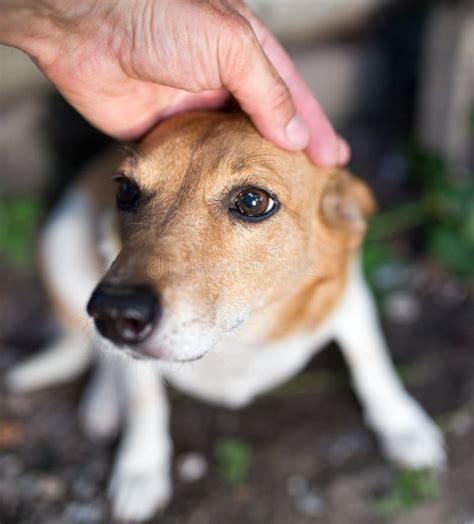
(294, 491), (324, 517)
(177, 452), (208, 483)
(437, 280), (467, 307)
(372, 263), (408, 291)
(71, 476), (97, 499)
(0, 421), (24, 447)
(322, 431), (370, 467)
(384, 292), (421, 324)
(35, 475), (66, 501)
(286, 474), (309, 497)
(450, 412), (473, 436)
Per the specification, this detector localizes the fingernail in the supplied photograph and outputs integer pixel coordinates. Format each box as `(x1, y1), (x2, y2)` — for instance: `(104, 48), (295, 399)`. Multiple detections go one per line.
(285, 115), (309, 149)
(337, 137), (351, 165)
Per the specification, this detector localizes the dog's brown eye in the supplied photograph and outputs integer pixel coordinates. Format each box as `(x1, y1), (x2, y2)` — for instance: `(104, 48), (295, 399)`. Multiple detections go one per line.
(114, 176), (140, 211)
(231, 187), (278, 221)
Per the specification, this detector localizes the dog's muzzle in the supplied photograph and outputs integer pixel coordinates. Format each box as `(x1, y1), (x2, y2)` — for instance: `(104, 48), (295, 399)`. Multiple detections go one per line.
(87, 284), (160, 346)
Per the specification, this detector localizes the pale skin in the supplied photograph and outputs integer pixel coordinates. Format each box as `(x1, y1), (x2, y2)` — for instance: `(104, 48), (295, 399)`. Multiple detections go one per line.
(0, 0), (350, 167)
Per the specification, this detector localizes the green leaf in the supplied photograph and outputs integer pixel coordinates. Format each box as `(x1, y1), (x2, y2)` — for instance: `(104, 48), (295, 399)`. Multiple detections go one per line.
(362, 241), (401, 287)
(366, 202), (426, 241)
(403, 144), (446, 190)
(428, 225), (474, 277)
(464, 205), (474, 248)
(0, 195), (43, 268)
(372, 469), (440, 515)
(215, 438), (252, 486)
(468, 102), (474, 137)
(428, 184), (474, 223)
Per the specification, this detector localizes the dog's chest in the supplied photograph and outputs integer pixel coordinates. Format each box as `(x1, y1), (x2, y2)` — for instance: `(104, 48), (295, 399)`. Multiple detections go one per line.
(161, 322), (334, 408)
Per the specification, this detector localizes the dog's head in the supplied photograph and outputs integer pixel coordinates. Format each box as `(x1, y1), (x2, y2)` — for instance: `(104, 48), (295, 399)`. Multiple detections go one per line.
(87, 112), (374, 361)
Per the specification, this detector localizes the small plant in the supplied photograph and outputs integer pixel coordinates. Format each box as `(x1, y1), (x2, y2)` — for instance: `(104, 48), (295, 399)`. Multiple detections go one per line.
(410, 145), (474, 278)
(215, 437), (252, 486)
(363, 144), (474, 285)
(372, 469), (440, 514)
(0, 195), (42, 268)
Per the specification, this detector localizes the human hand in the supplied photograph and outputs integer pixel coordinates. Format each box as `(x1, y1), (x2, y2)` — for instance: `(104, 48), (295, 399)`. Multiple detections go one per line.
(1, 0), (350, 166)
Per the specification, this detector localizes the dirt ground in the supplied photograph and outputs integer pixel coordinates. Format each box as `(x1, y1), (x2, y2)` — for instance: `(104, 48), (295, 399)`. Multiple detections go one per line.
(0, 258), (473, 524)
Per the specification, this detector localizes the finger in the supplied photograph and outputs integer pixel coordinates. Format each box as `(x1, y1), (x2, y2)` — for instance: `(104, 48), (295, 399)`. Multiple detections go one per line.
(219, 18), (310, 152)
(159, 89), (229, 119)
(238, 9), (351, 166)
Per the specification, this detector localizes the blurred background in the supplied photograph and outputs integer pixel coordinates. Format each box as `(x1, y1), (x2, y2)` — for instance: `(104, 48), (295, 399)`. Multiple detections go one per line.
(0, 1), (473, 523)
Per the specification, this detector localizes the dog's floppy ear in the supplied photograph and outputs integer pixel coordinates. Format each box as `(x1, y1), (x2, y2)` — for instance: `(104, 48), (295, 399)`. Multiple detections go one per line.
(320, 170), (376, 249)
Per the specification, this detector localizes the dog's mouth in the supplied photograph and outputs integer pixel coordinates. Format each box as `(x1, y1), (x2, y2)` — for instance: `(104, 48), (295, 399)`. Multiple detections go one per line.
(121, 345), (151, 361)
(169, 353), (206, 363)
(143, 347), (209, 363)
(115, 342), (208, 364)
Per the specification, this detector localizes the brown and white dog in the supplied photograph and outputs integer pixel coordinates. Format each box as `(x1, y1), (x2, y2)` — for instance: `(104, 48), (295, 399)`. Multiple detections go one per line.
(6, 112), (445, 521)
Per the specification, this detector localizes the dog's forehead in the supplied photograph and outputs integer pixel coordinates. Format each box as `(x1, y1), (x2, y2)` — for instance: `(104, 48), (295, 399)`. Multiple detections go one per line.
(131, 112), (322, 196)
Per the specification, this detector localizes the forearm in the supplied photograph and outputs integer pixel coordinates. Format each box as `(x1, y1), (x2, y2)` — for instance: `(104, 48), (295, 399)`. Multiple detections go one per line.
(0, 0), (95, 58)
(0, 1), (48, 50)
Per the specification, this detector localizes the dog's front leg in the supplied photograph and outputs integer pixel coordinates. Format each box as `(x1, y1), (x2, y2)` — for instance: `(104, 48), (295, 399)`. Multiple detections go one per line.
(79, 351), (123, 442)
(109, 358), (172, 522)
(333, 264), (446, 469)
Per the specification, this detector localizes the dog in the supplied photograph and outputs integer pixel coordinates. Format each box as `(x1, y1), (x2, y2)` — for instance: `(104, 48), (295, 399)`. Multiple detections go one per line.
(6, 111), (446, 522)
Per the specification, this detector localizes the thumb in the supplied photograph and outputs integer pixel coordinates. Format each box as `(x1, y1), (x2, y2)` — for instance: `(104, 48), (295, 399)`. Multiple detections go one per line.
(220, 23), (309, 151)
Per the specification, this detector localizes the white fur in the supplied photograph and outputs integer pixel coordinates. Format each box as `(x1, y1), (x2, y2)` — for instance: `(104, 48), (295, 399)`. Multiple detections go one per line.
(141, 301), (222, 362)
(158, 320), (334, 408)
(41, 188), (102, 320)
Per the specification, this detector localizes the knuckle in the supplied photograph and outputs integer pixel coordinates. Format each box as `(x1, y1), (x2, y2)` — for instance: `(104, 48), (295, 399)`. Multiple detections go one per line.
(234, 17), (257, 47)
(216, 7), (256, 48)
(267, 81), (293, 118)
(217, 15), (257, 85)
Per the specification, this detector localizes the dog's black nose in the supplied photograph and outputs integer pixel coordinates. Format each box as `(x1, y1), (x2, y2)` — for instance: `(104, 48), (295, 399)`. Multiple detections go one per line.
(87, 284), (160, 345)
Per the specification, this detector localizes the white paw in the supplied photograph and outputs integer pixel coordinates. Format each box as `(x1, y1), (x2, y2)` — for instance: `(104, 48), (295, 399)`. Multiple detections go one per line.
(373, 401), (446, 470)
(4, 363), (36, 393)
(5, 338), (91, 393)
(108, 465), (172, 522)
(5, 358), (62, 393)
